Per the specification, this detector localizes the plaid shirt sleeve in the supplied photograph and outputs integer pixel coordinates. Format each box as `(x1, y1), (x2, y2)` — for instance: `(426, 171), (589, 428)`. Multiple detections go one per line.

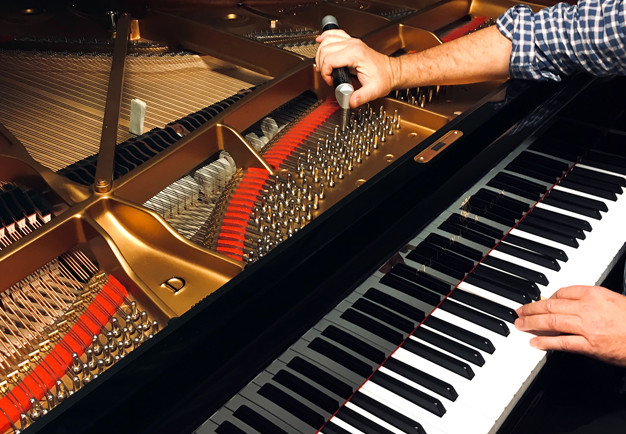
(497, 0), (626, 80)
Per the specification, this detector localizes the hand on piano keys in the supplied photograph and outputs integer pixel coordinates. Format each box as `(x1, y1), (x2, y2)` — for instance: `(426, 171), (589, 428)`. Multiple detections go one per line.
(515, 285), (626, 367)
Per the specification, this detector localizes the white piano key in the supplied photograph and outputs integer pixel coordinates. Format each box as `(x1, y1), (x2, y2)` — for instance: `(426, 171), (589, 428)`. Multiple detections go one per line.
(343, 401), (415, 434)
(553, 185), (614, 206)
(327, 417), (366, 434)
(577, 163), (626, 180)
(455, 280), (523, 311)
(508, 229), (579, 257)
(360, 379), (495, 434)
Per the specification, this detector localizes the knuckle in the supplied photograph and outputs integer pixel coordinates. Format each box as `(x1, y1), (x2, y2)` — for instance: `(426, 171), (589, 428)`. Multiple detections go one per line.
(547, 314), (559, 330)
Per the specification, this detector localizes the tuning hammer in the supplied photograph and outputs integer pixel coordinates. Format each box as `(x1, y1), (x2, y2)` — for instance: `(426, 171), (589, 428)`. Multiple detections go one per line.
(321, 15), (353, 131)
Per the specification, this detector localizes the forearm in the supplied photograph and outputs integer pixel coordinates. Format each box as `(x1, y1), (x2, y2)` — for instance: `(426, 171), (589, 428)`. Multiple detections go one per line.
(391, 26), (512, 88)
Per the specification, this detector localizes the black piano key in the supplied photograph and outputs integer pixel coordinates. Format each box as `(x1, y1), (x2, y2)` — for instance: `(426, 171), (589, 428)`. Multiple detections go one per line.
(522, 214), (586, 240)
(351, 392), (426, 434)
(458, 215), (504, 239)
(336, 406), (395, 434)
(440, 220), (496, 248)
(380, 273), (442, 306)
(497, 241), (561, 270)
(424, 316), (495, 354)
(512, 154), (566, 178)
(582, 150), (626, 175)
(407, 249), (466, 280)
(541, 195), (603, 219)
(362, 288), (426, 323)
(471, 193), (525, 218)
(488, 177), (539, 201)
(530, 206), (592, 232)
(402, 339), (474, 380)
(559, 178), (618, 200)
(286, 357), (353, 399)
(482, 255), (549, 286)
(440, 299), (510, 336)
(215, 420), (247, 434)
(464, 199), (515, 226)
(516, 221), (579, 247)
(570, 166), (626, 188)
(371, 371), (447, 417)
(449, 288), (518, 323)
(323, 310), (398, 355)
(507, 160), (558, 183)
(487, 172), (546, 201)
(340, 309), (404, 345)
(414, 327), (484, 367)
(392, 264), (452, 296)
(476, 189), (529, 214)
(352, 298), (415, 334)
(407, 247), (469, 280)
(420, 241), (476, 271)
(424, 233), (484, 261)
(272, 370), (339, 414)
(257, 383), (325, 428)
(308, 337), (373, 377)
(322, 421), (351, 434)
(232, 405), (288, 434)
(503, 233), (568, 262)
(321, 325), (386, 364)
(519, 151), (570, 172)
(473, 264), (541, 299)
(547, 188), (608, 212)
(384, 357), (459, 401)
(465, 274), (533, 304)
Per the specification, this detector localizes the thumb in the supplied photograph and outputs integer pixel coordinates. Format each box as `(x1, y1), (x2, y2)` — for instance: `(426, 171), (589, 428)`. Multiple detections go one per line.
(351, 85), (379, 108)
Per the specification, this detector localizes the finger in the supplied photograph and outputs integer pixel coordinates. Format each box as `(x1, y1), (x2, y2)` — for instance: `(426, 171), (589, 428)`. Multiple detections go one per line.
(552, 285), (593, 300)
(351, 85), (380, 107)
(527, 334), (590, 354)
(316, 29), (350, 43)
(515, 312), (584, 335)
(516, 298), (580, 317)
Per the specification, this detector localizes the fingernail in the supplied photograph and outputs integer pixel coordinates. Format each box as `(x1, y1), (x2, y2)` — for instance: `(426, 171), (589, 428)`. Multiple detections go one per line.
(514, 318), (524, 329)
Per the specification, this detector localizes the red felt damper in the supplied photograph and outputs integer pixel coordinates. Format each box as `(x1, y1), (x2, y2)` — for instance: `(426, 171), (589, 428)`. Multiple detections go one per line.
(216, 100), (339, 261)
(0, 275), (127, 433)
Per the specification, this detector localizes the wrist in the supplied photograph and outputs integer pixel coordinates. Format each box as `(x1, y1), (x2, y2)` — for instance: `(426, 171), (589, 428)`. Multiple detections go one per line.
(388, 55), (403, 91)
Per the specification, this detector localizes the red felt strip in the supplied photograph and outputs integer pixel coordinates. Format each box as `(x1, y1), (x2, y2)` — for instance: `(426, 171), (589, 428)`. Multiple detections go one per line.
(0, 276), (126, 433)
(215, 100), (339, 260)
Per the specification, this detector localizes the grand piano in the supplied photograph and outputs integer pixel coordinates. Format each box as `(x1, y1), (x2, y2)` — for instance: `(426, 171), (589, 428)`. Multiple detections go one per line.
(0, 0), (624, 433)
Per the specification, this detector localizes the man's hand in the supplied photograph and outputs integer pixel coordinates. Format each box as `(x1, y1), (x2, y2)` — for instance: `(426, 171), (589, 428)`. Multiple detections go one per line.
(515, 285), (626, 366)
(315, 29), (399, 108)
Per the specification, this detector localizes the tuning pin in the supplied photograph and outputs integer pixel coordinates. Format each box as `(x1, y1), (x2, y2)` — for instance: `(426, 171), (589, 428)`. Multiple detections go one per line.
(103, 345), (113, 366)
(82, 364), (92, 385)
(91, 335), (103, 356)
(71, 353), (82, 375)
(110, 317), (121, 338)
(125, 315), (136, 336)
(86, 349), (97, 370)
(72, 376), (81, 393)
(130, 301), (140, 322)
(56, 380), (69, 401)
(106, 331), (118, 353)
(141, 311), (150, 331)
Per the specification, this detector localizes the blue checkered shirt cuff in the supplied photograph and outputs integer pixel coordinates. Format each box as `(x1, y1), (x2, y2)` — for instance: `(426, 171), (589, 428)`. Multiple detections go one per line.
(497, 0), (626, 81)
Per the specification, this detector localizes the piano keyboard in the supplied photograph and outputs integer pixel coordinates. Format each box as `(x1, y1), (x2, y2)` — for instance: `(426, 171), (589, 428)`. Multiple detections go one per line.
(196, 110), (626, 434)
